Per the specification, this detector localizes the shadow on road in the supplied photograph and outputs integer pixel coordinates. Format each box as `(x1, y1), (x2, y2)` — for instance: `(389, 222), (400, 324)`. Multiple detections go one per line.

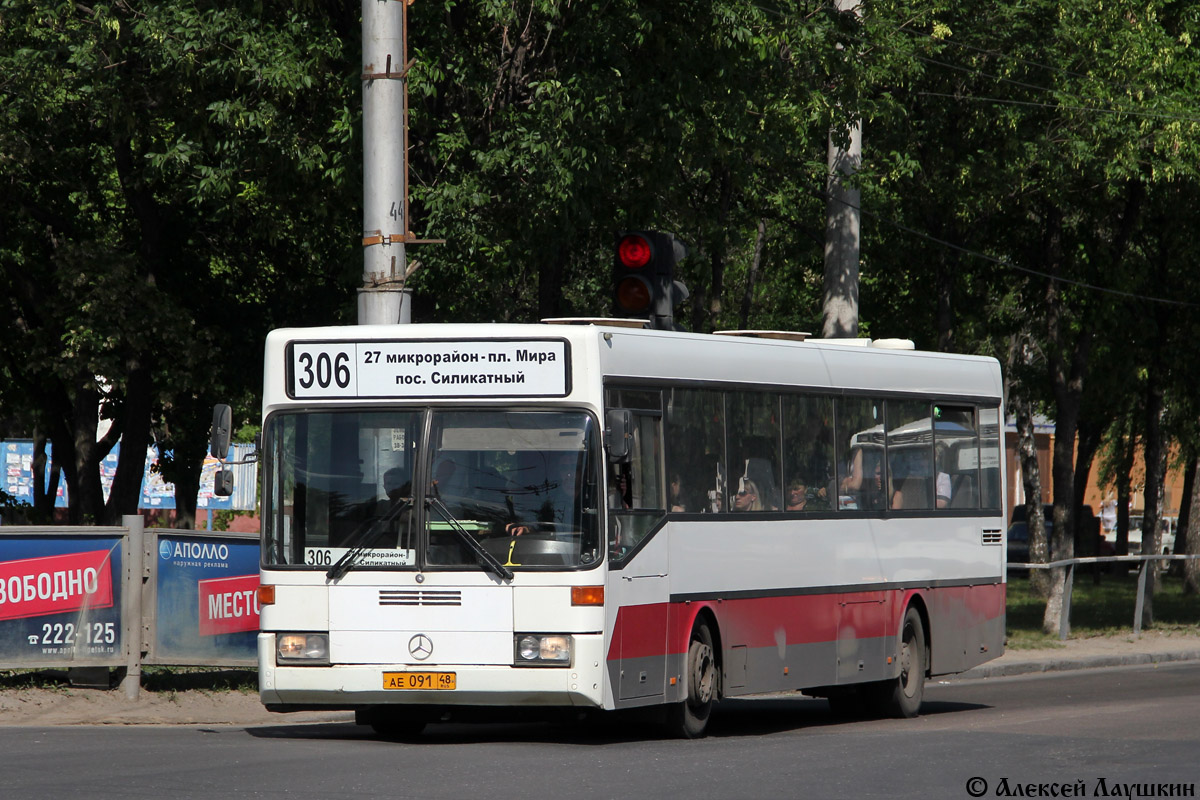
(245, 694), (991, 745)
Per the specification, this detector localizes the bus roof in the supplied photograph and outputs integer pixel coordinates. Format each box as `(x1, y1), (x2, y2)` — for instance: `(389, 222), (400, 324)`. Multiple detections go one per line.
(263, 323), (1003, 410)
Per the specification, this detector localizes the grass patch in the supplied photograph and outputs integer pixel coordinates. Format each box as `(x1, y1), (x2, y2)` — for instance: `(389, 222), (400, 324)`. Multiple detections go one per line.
(140, 667), (257, 694)
(0, 667), (257, 694)
(0, 670), (75, 693)
(1007, 571), (1200, 647)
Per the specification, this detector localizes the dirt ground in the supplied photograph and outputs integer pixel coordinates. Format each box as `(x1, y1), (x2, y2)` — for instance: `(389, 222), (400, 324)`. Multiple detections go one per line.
(1, 630), (1197, 726)
(0, 669), (351, 727)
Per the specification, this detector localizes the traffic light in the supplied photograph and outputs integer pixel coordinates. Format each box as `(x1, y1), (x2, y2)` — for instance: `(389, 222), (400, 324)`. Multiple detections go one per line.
(612, 231), (690, 331)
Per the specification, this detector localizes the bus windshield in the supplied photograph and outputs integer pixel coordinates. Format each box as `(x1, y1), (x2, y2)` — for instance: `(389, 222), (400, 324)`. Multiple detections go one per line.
(263, 409), (602, 571)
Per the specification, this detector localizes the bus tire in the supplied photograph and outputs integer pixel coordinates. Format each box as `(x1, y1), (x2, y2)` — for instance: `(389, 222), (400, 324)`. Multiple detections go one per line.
(867, 606), (926, 718)
(668, 621), (717, 738)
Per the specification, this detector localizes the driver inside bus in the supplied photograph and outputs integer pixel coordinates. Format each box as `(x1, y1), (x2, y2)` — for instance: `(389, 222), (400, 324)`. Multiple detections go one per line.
(373, 465), (414, 548)
(504, 450), (582, 536)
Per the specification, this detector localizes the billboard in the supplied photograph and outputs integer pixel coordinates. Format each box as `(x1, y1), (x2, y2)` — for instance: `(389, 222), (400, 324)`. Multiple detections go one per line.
(0, 535), (125, 666)
(150, 532), (259, 664)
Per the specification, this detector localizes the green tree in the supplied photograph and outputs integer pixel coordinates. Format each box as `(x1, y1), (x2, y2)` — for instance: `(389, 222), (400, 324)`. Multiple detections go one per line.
(1, 1), (359, 524)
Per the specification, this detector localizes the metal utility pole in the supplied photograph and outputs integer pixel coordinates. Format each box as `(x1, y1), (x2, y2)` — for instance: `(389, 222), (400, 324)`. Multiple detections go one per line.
(359, 0), (413, 324)
(821, 0), (862, 339)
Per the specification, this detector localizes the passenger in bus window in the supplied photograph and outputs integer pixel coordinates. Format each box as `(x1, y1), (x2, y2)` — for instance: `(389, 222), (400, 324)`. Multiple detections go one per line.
(369, 466), (413, 547)
(732, 477), (764, 512)
(840, 449), (885, 510)
(384, 465), (412, 502)
(608, 464), (630, 509)
(936, 470), (952, 508)
(786, 478), (829, 511)
(668, 472), (687, 512)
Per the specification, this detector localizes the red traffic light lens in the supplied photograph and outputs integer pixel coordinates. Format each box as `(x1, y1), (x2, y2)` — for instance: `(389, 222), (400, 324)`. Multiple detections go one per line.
(616, 275), (653, 313)
(617, 234), (653, 269)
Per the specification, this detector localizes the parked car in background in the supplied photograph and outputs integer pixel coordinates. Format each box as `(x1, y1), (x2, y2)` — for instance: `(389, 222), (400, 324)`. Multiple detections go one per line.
(1108, 514), (1176, 555)
(1006, 504), (1052, 569)
(1007, 503), (1114, 571)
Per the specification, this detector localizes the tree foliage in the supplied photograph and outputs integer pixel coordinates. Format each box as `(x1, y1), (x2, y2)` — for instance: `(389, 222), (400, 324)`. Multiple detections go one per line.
(2, 0), (1200, 557)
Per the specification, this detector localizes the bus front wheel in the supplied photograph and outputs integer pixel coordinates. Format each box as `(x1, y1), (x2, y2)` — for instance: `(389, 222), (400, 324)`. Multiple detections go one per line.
(667, 621), (717, 738)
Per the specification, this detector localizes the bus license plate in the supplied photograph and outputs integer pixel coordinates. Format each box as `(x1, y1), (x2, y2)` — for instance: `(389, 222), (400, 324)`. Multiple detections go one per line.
(383, 672), (456, 691)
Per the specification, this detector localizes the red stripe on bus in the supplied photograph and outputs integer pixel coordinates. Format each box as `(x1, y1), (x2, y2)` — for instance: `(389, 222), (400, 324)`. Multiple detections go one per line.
(608, 583), (1005, 661)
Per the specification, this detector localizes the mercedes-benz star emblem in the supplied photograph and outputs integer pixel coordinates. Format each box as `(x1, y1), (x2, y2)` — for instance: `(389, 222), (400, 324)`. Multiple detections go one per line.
(408, 633), (433, 661)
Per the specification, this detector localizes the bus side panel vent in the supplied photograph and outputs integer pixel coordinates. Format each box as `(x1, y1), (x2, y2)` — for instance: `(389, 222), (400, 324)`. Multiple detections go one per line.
(981, 530), (1002, 546)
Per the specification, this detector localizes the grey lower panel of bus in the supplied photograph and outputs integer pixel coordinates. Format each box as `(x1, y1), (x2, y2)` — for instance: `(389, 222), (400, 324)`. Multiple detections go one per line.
(607, 607), (1005, 709)
(608, 637), (895, 710)
(928, 603), (1006, 676)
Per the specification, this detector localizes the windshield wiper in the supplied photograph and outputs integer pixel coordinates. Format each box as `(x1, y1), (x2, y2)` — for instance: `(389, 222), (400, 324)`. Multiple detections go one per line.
(427, 496), (513, 581)
(326, 497), (413, 581)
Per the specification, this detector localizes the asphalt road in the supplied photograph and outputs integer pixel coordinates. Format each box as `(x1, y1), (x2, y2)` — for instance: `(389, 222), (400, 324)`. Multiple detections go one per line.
(3, 663), (1197, 800)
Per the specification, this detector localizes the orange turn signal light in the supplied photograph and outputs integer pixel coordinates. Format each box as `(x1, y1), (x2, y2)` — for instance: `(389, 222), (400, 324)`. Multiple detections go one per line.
(571, 586), (604, 606)
(257, 585), (276, 606)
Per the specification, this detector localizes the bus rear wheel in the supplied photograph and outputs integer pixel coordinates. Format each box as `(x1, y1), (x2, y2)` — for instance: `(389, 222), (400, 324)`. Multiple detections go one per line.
(667, 621), (717, 739)
(865, 606), (926, 718)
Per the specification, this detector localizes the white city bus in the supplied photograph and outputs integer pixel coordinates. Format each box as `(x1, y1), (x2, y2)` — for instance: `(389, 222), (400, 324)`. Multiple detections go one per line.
(249, 322), (1006, 738)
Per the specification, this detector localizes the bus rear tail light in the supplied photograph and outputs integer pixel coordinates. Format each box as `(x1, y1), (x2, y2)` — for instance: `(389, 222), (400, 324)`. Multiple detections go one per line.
(571, 586), (604, 606)
(514, 634), (572, 665)
(277, 633), (329, 665)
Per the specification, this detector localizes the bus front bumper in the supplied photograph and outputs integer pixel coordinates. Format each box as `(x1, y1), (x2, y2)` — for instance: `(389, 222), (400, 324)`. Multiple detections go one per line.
(258, 632), (607, 710)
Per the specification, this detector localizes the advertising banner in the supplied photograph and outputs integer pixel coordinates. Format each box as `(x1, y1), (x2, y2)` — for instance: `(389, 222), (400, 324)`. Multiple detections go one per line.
(151, 532), (259, 664)
(0, 535), (124, 666)
(1, 440), (257, 512)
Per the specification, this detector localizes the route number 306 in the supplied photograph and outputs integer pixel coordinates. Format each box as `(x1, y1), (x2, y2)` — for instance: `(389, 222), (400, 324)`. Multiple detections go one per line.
(296, 351), (351, 390)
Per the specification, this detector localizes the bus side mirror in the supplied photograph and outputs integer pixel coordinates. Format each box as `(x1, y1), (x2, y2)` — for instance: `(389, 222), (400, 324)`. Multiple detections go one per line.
(605, 409), (633, 464)
(214, 469), (235, 497)
(210, 404), (232, 460)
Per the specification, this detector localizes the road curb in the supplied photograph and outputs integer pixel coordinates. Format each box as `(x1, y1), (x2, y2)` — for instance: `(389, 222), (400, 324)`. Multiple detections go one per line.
(957, 648), (1200, 679)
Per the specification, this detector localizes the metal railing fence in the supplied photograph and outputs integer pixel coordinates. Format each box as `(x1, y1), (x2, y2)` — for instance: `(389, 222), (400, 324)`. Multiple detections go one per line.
(1008, 554), (1200, 640)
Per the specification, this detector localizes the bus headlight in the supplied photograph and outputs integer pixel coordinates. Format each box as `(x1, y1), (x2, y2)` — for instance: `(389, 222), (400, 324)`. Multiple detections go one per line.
(276, 633), (329, 665)
(514, 634), (572, 665)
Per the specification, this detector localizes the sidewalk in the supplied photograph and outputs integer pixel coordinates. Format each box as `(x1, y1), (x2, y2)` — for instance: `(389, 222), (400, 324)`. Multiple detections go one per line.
(961, 629), (1200, 679)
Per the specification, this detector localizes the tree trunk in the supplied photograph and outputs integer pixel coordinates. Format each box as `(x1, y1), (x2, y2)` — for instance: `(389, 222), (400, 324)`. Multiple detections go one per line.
(1072, 418), (1103, 584)
(1171, 456), (1195, 579)
(536, 239), (567, 321)
(103, 359), (154, 525)
(1039, 210), (1093, 636)
(699, 168), (733, 334)
(738, 219), (767, 329)
(69, 378), (110, 525)
(1138, 376), (1168, 624)
(1183, 449), (1200, 596)
(171, 439), (207, 530)
(31, 429), (58, 524)
(1042, 408), (1081, 636)
(1113, 417), (1136, 557)
(1015, 400), (1050, 597)
(935, 254), (956, 353)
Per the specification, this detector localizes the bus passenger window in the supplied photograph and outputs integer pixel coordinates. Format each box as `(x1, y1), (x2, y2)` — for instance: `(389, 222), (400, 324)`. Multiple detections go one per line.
(665, 388), (726, 513)
(978, 407), (1003, 509)
(782, 395), (834, 512)
(727, 392), (781, 512)
(886, 401), (933, 511)
(837, 398), (885, 511)
(934, 405), (980, 509)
